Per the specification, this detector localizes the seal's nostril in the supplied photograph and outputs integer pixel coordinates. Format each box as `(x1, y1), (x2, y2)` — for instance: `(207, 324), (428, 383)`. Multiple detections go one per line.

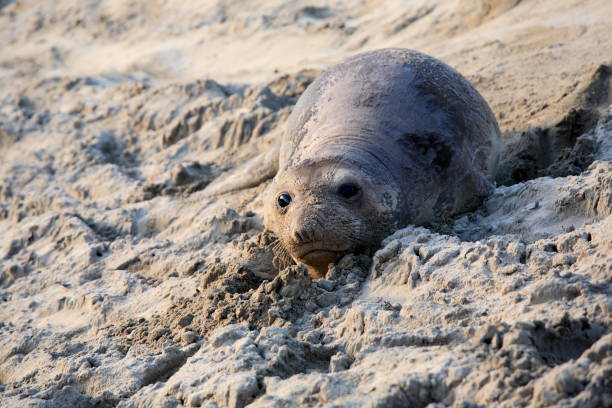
(293, 229), (304, 243)
(293, 226), (315, 244)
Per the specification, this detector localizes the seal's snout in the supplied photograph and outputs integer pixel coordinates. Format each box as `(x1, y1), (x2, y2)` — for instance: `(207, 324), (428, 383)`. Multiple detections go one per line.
(292, 228), (309, 244)
(292, 221), (317, 244)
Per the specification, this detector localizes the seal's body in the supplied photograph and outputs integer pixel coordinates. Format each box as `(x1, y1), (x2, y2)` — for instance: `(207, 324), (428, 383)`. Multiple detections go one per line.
(204, 49), (501, 278)
(263, 49), (500, 277)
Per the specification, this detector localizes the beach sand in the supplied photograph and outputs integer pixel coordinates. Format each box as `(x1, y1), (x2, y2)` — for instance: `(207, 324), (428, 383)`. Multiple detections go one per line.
(1, 0), (611, 406)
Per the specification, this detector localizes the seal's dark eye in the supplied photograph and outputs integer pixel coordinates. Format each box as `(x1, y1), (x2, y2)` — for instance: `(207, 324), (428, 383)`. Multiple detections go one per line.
(337, 183), (359, 199)
(277, 193), (292, 208)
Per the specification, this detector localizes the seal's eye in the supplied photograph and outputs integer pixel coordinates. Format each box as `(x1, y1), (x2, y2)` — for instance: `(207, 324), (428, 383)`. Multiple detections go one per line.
(337, 183), (359, 199)
(277, 193), (292, 208)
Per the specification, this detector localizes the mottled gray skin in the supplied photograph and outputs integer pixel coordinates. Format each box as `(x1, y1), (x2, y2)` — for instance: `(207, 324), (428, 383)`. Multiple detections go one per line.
(263, 49), (501, 277)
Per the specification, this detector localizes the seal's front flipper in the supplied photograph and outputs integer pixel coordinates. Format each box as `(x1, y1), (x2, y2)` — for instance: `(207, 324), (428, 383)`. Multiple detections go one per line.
(202, 143), (280, 197)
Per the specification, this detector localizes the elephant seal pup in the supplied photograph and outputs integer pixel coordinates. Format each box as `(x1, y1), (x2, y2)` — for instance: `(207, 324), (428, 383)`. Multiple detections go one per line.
(202, 48), (501, 277)
(262, 49), (501, 278)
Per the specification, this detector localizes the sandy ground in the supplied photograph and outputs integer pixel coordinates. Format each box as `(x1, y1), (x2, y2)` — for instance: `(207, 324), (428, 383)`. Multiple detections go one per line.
(0, 0), (611, 407)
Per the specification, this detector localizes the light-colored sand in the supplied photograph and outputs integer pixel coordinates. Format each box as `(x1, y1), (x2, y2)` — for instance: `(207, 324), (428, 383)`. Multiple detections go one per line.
(0, 0), (611, 407)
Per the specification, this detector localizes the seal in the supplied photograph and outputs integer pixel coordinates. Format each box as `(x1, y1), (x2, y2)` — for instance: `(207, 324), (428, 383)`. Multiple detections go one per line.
(206, 49), (501, 278)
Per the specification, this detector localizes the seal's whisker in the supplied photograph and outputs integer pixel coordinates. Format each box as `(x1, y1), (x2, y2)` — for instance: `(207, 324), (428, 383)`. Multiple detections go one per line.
(266, 236), (294, 271)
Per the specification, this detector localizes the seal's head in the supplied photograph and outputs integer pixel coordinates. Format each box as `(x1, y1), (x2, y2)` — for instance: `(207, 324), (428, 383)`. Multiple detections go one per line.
(264, 158), (400, 278)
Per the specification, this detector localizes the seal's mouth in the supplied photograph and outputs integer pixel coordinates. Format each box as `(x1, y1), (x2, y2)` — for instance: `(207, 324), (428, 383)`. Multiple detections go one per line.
(295, 247), (343, 267)
(300, 249), (339, 261)
(289, 244), (348, 278)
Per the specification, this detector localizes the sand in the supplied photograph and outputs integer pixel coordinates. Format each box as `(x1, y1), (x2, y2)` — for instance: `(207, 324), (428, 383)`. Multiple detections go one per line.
(0, 0), (611, 407)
